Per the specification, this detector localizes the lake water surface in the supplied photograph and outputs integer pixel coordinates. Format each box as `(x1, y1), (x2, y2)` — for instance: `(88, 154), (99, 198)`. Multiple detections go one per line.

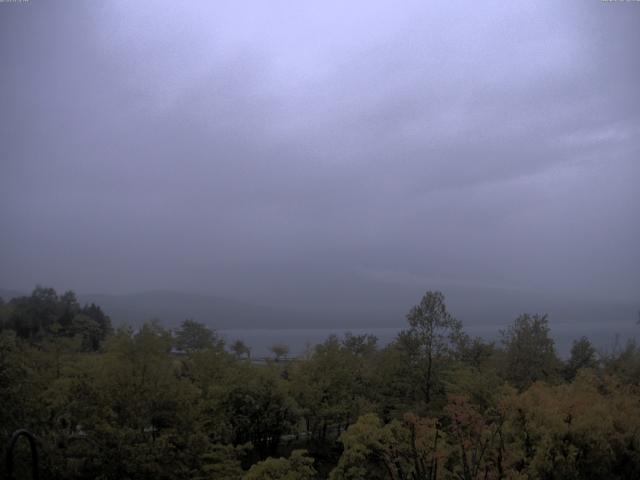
(221, 320), (639, 359)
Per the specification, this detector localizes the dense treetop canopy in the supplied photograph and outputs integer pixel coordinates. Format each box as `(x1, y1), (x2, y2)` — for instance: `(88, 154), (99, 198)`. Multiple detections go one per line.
(1, 287), (639, 479)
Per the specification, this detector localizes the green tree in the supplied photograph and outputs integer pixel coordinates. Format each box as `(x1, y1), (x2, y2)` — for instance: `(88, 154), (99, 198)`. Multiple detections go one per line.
(270, 343), (290, 362)
(196, 443), (250, 480)
(7, 286), (60, 339)
(222, 366), (297, 458)
(0, 330), (31, 437)
(0, 296), (9, 331)
(402, 290), (464, 404)
(373, 340), (424, 418)
(230, 339), (251, 359)
(500, 313), (560, 390)
(80, 302), (112, 345)
(68, 314), (102, 351)
(341, 332), (378, 357)
(444, 394), (504, 480)
(46, 322), (211, 479)
(245, 450), (316, 480)
(564, 336), (598, 381)
(289, 335), (373, 445)
(501, 372), (640, 479)
(1, 287), (111, 350)
(57, 290), (80, 332)
(174, 318), (221, 352)
(602, 338), (640, 385)
(330, 413), (442, 480)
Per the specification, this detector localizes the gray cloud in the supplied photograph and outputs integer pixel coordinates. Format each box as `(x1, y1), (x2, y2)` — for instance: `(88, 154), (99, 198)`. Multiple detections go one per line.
(1, 0), (638, 311)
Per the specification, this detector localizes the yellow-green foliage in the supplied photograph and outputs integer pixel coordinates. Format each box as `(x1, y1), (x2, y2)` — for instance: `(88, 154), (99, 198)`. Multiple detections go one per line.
(2, 288), (640, 479)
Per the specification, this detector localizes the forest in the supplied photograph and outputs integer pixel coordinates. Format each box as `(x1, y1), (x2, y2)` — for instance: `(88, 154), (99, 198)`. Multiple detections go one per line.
(1, 286), (639, 479)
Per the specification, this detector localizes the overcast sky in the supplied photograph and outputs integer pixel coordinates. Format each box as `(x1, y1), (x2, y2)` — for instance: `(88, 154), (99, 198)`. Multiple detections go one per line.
(1, 1), (639, 308)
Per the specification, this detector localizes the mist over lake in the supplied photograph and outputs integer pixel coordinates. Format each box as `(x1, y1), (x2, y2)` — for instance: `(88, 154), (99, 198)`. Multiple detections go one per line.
(221, 322), (639, 359)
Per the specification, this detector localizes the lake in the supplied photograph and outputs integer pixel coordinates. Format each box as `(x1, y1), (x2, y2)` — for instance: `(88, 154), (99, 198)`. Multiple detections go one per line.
(220, 320), (639, 359)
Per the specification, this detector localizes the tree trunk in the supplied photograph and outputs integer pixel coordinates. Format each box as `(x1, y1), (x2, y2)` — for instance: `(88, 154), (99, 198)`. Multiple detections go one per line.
(425, 350), (433, 404)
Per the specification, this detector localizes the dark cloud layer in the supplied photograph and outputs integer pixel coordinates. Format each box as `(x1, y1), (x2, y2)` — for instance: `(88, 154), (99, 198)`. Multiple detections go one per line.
(1, 1), (639, 313)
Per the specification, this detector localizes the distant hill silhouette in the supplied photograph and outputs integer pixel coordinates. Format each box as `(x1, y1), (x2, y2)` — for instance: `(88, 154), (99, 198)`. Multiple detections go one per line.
(77, 291), (322, 329)
(1, 286), (637, 332)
